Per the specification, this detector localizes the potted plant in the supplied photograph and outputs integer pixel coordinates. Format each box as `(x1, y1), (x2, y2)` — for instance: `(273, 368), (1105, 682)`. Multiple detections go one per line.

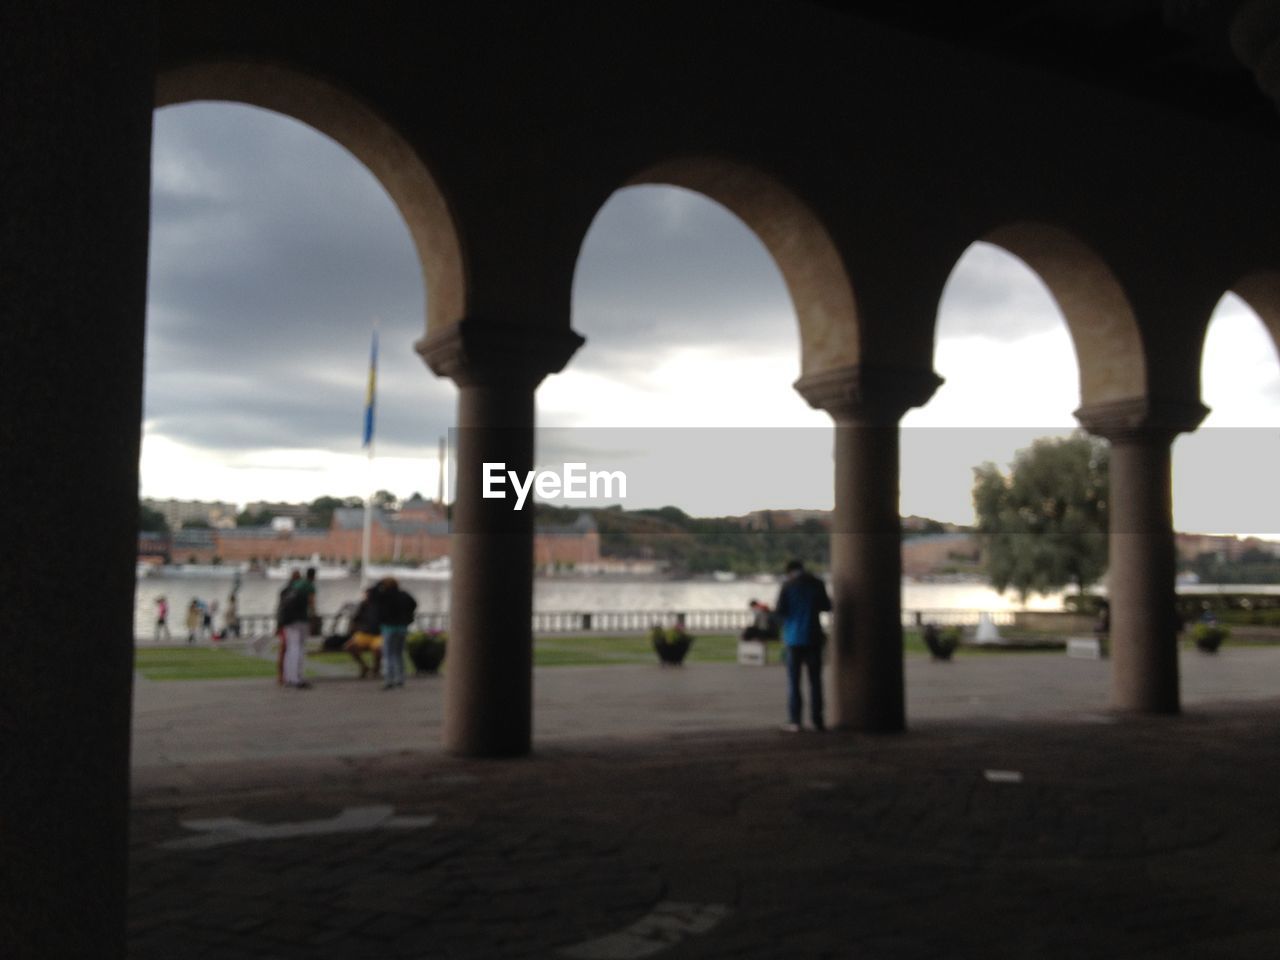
(922, 624), (960, 661)
(1191, 622), (1228, 654)
(407, 629), (446, 673)
(651, 625), (693, 665)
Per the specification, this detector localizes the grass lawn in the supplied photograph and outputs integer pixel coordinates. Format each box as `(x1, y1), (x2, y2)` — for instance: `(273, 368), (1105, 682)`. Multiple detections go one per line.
(136, 630), (1064, 680)
(134, 646), (277, 681)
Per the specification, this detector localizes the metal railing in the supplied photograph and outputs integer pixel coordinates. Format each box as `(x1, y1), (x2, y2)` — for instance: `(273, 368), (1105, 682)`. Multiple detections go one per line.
(206, 607), (1021, 640)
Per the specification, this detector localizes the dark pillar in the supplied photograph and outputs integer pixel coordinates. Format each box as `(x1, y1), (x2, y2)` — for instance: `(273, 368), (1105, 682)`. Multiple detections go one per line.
(418, 321), (582, 756)
(1077, 400), (1207, 714)
(0, 5), (154, 958)
(796, 366), (941, 733)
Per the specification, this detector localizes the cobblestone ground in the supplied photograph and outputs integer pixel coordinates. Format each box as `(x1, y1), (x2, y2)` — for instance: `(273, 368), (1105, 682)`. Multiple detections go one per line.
(131, 701), (1280, 959)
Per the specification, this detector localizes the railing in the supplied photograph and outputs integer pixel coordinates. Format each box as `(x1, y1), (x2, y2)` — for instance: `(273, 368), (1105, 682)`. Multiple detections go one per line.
(902, 609), (1018, 628)
(143, 606), (1073, 644)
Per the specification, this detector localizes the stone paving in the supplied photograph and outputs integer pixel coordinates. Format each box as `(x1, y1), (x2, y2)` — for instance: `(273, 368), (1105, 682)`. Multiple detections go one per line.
(129, 649), (1280, 958)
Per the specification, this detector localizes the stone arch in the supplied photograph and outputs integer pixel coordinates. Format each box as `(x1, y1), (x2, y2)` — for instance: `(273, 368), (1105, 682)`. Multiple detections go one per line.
(1227, 270), (1280, 363)
(579, 156), (860, 377)
(156, 61), (466, 334)
(955, 222), (1149, 408)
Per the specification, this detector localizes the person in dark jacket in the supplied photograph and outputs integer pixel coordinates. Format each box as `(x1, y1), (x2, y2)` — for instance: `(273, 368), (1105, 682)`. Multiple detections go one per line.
(774, 559), (832, 732)
(375, 577), (418, 690)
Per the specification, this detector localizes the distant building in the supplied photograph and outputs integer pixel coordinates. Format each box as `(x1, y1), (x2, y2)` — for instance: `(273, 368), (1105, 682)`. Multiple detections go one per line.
(241, 500), (310, 521)
(1176, 532), (1280, 563)
(168, 502), (600, 567)
(143, 497), (238, 530)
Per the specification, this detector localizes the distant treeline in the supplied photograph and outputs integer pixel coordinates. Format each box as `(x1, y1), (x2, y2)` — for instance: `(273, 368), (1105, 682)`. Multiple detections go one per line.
(537, 503), (842, 575)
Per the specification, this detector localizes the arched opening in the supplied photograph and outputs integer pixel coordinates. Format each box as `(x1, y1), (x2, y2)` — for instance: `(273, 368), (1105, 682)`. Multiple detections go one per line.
(157, 62), (466, 334)
(522, 159), (854, 692)
(135, 73), (461, 729)
(904, 225), (1138, 653)
(1172, 282), (1280, 584)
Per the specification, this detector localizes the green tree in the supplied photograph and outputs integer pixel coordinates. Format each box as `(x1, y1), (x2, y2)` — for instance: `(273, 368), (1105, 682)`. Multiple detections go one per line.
(372, 489), (398, 511)
(180, 519), (212, 530)
(306, 495), (363, 528)
(139, 502), (169, 533)
(236, 509), (273, 527)
(973, 432), (1109, 601)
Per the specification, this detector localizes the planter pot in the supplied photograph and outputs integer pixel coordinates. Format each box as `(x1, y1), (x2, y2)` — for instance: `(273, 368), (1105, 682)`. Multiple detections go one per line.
(408, 638), (446, 674)
(653, 637), (692, 665)
(1192, 625), (1226, 654)
(923, 625), (958, 662)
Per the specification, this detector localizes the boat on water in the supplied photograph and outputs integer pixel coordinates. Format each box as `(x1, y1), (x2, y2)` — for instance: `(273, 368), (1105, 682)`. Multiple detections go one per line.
(364, 556), (452, 581)
(157, 562), (249, 578)
(711, 570), (737, 583)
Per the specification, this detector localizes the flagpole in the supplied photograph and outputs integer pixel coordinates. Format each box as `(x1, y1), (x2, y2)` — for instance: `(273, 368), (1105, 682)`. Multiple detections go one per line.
(361, 320), (379, 586)
(361, 437), (374, 586)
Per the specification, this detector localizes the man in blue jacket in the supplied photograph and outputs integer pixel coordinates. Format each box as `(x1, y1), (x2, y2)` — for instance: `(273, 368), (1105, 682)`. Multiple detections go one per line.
(774, 558), (832, 732)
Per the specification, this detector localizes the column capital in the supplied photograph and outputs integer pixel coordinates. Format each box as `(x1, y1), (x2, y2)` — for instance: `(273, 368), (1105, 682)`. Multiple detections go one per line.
(1074, 398), (1208, 444)
(416, 320), (585, 387)
(794, 364), (943, 423)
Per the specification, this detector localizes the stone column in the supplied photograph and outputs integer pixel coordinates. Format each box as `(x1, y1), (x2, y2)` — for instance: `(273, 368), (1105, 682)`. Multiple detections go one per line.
(418, 321), (582, 756)
(0, 5), (153, 957)
(796, 366), (942, 732)
(1077, 400), (1207, 714)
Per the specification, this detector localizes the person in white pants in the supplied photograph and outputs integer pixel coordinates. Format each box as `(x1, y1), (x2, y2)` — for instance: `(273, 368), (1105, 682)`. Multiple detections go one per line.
(281, 620), (309, 687)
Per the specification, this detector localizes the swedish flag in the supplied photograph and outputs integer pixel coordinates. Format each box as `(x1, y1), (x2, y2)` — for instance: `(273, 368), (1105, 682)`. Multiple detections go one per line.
(362, 328), (378, 448)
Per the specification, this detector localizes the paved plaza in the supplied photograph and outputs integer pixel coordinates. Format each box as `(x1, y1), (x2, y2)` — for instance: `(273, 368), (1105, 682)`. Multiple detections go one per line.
(129, 649), (1280, 958)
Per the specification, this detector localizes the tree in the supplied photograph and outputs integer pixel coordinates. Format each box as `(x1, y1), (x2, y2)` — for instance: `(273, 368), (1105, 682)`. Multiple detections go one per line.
(306, 495), (363, 529)
(139, 502), (169, 533)
(180, 519), (212, 530)
(236, 509), (273, 527)
(973, 432), (1109, 600)
(372, 489), (398, 511)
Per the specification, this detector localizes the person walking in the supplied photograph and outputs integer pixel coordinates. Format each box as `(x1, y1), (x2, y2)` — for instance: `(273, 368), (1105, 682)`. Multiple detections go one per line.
(774, 559), (832, 732)
(375, 577), (417, 690)
(276, 570), (312, 690)
(223, 593), (239, 639)
(154, 595), (171, 643)
(185, 599), (202, 645)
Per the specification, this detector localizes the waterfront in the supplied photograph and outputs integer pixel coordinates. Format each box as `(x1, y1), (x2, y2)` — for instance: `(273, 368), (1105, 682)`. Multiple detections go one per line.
(134, 571), (1280, 641)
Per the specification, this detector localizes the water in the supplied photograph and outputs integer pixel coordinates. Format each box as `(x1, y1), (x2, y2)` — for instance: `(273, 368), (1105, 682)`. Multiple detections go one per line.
(135, 572), (1072, 641)
(135, 572), (1280, 642)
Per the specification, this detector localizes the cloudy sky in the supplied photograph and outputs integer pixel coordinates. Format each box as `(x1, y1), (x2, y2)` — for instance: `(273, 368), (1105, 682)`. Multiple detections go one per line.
(144, 103), (1280, 534)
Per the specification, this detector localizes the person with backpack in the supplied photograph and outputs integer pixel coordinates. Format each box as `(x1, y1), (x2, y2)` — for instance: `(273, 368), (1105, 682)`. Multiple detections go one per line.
(774, 559), (832, 732)
(375, 577), (417, 690)
(277, 569), (313, 690)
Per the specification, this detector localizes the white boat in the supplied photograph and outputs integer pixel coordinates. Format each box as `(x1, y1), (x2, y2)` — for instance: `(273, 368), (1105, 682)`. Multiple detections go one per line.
(136, 561), (156, 579)
(365, 556), (451, 581)
(711, 570), (737, 583)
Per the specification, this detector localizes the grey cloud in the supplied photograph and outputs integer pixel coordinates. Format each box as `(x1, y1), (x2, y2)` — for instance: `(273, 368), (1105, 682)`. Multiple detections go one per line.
(571, 186), (800, 357)
(146, 103), (452, 455)
(936, 243), (1067, 341)
(145, 105), (1068, 464)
